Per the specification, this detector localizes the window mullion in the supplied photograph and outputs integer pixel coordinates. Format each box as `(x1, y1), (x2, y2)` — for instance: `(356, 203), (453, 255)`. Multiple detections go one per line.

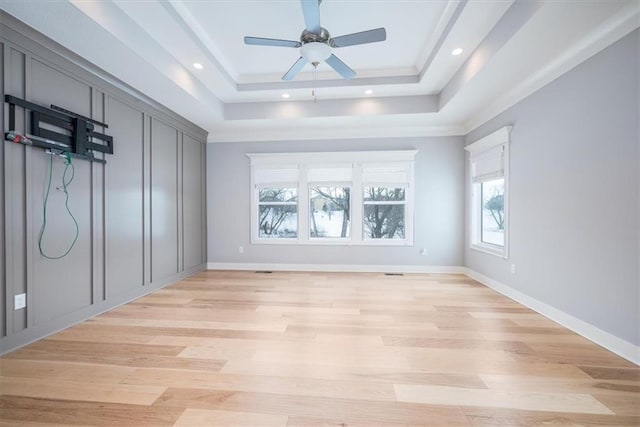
(298, 164), (309, 242)
(351, 163), (363, 243)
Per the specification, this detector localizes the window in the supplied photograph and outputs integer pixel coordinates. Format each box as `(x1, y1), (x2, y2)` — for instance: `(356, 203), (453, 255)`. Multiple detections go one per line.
(480, 179), (504, 246)
(257, 188), (298, 238)
(248, 151), (416, 245)
(310, 186), (351, 238)
(466, 126), (510, 257)
(363, 187), (405, 239)
(251, 165), (299, 241)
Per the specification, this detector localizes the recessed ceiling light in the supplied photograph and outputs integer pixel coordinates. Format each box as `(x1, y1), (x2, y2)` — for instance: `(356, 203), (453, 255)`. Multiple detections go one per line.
(193, 62), (203, 70)
(451, 48), (463, 56)
(282, 93), (290, 99)
(365, 89), (373, 95)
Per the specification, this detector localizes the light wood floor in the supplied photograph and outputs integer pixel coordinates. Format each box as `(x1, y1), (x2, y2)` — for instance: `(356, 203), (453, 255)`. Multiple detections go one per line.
(1, 271), (638, 426)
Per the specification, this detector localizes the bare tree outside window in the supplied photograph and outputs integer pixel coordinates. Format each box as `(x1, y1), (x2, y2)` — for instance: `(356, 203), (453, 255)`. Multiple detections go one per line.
(363, 187), (405, 239)
(480, 179), (504, 246)
(310, 187), (350, 238)
(258, 188), (297, 238)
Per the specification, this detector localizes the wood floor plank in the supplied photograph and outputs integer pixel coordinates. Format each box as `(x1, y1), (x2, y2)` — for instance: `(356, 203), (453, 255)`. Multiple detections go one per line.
(0, 270), (636, 426)
(0, 395), (183, 426)
(0, 377), (166, 406)
(121, 369), (397, 401)
(463, 406), (640, 426)
(0, 359), (135, 384)
(173, 408), (288, 426)
(153, 388), (471, 426)
(579, 366), (640, 381)
(394, 383), (614, 415)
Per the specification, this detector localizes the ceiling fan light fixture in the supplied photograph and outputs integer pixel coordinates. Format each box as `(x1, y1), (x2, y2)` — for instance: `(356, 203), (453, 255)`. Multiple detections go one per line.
(300, 42), (332, 63)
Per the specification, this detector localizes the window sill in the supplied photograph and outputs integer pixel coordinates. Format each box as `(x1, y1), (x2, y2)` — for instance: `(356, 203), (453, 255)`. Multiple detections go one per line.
(470, 243), (507, 259)
(252, 238), (413, 247)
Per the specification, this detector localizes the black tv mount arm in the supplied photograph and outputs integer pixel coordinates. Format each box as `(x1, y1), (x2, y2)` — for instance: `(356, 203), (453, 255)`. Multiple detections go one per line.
(4, 95), (114, 163)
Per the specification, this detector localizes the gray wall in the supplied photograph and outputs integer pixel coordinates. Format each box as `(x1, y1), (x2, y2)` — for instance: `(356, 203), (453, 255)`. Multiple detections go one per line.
(0, 17), (207, 354)
(207, 137), (465, 267)
(465, 29), (639, 346)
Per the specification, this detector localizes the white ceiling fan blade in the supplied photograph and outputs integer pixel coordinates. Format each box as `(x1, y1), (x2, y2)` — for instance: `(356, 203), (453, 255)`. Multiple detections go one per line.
(244, 37), (301, 48)
(300, 0), (321, 34)
(325, 54), (356, 79)
(282, 57), (307, 81)
(330, 28), (387, 48)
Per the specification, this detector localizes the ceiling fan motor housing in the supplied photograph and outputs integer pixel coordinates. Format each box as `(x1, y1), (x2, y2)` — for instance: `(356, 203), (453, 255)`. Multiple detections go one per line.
(301, 28), (331, 44)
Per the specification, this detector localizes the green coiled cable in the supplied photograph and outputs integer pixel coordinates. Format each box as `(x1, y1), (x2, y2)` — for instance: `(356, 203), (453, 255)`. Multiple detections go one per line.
(38, 152), (79, 259)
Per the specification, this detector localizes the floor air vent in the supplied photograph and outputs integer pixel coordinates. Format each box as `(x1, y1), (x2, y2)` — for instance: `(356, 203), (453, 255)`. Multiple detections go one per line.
(255, 271), (273, 274)
(384, 273), (404, 276)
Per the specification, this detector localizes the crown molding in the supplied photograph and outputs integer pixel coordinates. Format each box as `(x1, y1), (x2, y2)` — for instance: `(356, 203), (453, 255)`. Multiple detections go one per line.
(207, 123), (465, 143)
(463, 2), (640, 134)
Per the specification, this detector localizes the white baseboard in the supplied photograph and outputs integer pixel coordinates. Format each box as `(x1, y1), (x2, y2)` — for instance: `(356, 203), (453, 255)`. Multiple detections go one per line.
(464, 268), (640, 366)
(207, 262), (465, 274)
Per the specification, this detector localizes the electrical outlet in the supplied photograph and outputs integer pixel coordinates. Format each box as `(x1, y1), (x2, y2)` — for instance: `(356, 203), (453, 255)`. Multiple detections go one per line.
(14, 293), (26, 310)
(419, 248), (427, 256)
(510, 264), (516, 274)
(238, 246), (244, 254)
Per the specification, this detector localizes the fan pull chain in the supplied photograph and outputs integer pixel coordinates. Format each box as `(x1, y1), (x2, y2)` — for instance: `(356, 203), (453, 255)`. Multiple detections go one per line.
(312, 62), (318, 103)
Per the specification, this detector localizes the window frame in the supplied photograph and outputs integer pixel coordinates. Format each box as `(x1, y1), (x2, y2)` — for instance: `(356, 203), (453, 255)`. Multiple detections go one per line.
(248, 151), (416, 246)
(308, 183), (353, 242)
(255, 185), (299, 241)
(465, 127), (511, 259)
(362, 185), (408, 241)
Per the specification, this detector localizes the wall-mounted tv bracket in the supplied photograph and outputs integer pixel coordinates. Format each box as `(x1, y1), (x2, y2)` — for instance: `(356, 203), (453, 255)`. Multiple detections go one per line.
(4, 95), (114, 163)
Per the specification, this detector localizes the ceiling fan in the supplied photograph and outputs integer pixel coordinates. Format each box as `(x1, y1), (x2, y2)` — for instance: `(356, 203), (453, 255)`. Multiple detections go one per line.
(244, 0), (387, 81)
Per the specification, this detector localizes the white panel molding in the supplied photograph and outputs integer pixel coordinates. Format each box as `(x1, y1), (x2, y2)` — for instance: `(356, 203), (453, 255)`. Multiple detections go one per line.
(465, 268), (640, 366)
(207, 263), (465, 274)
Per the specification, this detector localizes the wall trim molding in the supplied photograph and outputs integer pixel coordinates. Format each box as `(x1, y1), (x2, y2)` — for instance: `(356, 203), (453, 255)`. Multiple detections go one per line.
(207, 262), (465, 274)
(464, 268), (640, 366)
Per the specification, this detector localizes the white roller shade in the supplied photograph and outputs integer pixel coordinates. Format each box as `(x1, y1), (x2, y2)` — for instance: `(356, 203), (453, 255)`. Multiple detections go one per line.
(254, 167), (298, 185)
(470, 144), (504, 183)
(308, 165), (353, 183)
(362, 164), (410, 186)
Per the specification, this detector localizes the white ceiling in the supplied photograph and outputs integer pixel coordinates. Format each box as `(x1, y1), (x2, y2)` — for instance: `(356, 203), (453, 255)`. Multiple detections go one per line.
(1, 0), (639, 142)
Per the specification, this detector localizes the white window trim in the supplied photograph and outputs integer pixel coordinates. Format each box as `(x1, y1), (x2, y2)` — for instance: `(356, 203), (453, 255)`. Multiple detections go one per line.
(465, 126), (511, 259)
(248, 150), (417, 246)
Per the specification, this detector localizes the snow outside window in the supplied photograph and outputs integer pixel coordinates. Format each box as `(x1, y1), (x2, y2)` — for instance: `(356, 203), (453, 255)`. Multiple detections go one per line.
(257, 188), (298, 239)
(309, 186), (351, 239)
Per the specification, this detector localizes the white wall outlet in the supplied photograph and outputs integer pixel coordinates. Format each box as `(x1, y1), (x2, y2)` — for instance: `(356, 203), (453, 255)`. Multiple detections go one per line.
(14, 293), (26, 310)
(510, 264), (516, 274)
(238, 246), (244, 254)
(419, 248), (427, 256)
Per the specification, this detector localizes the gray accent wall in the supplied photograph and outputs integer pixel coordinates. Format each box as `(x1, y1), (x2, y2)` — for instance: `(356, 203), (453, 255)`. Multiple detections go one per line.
(207, 137), (465, 267)
(0, 18), (207, 354)
(464, 29), (640, 346)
